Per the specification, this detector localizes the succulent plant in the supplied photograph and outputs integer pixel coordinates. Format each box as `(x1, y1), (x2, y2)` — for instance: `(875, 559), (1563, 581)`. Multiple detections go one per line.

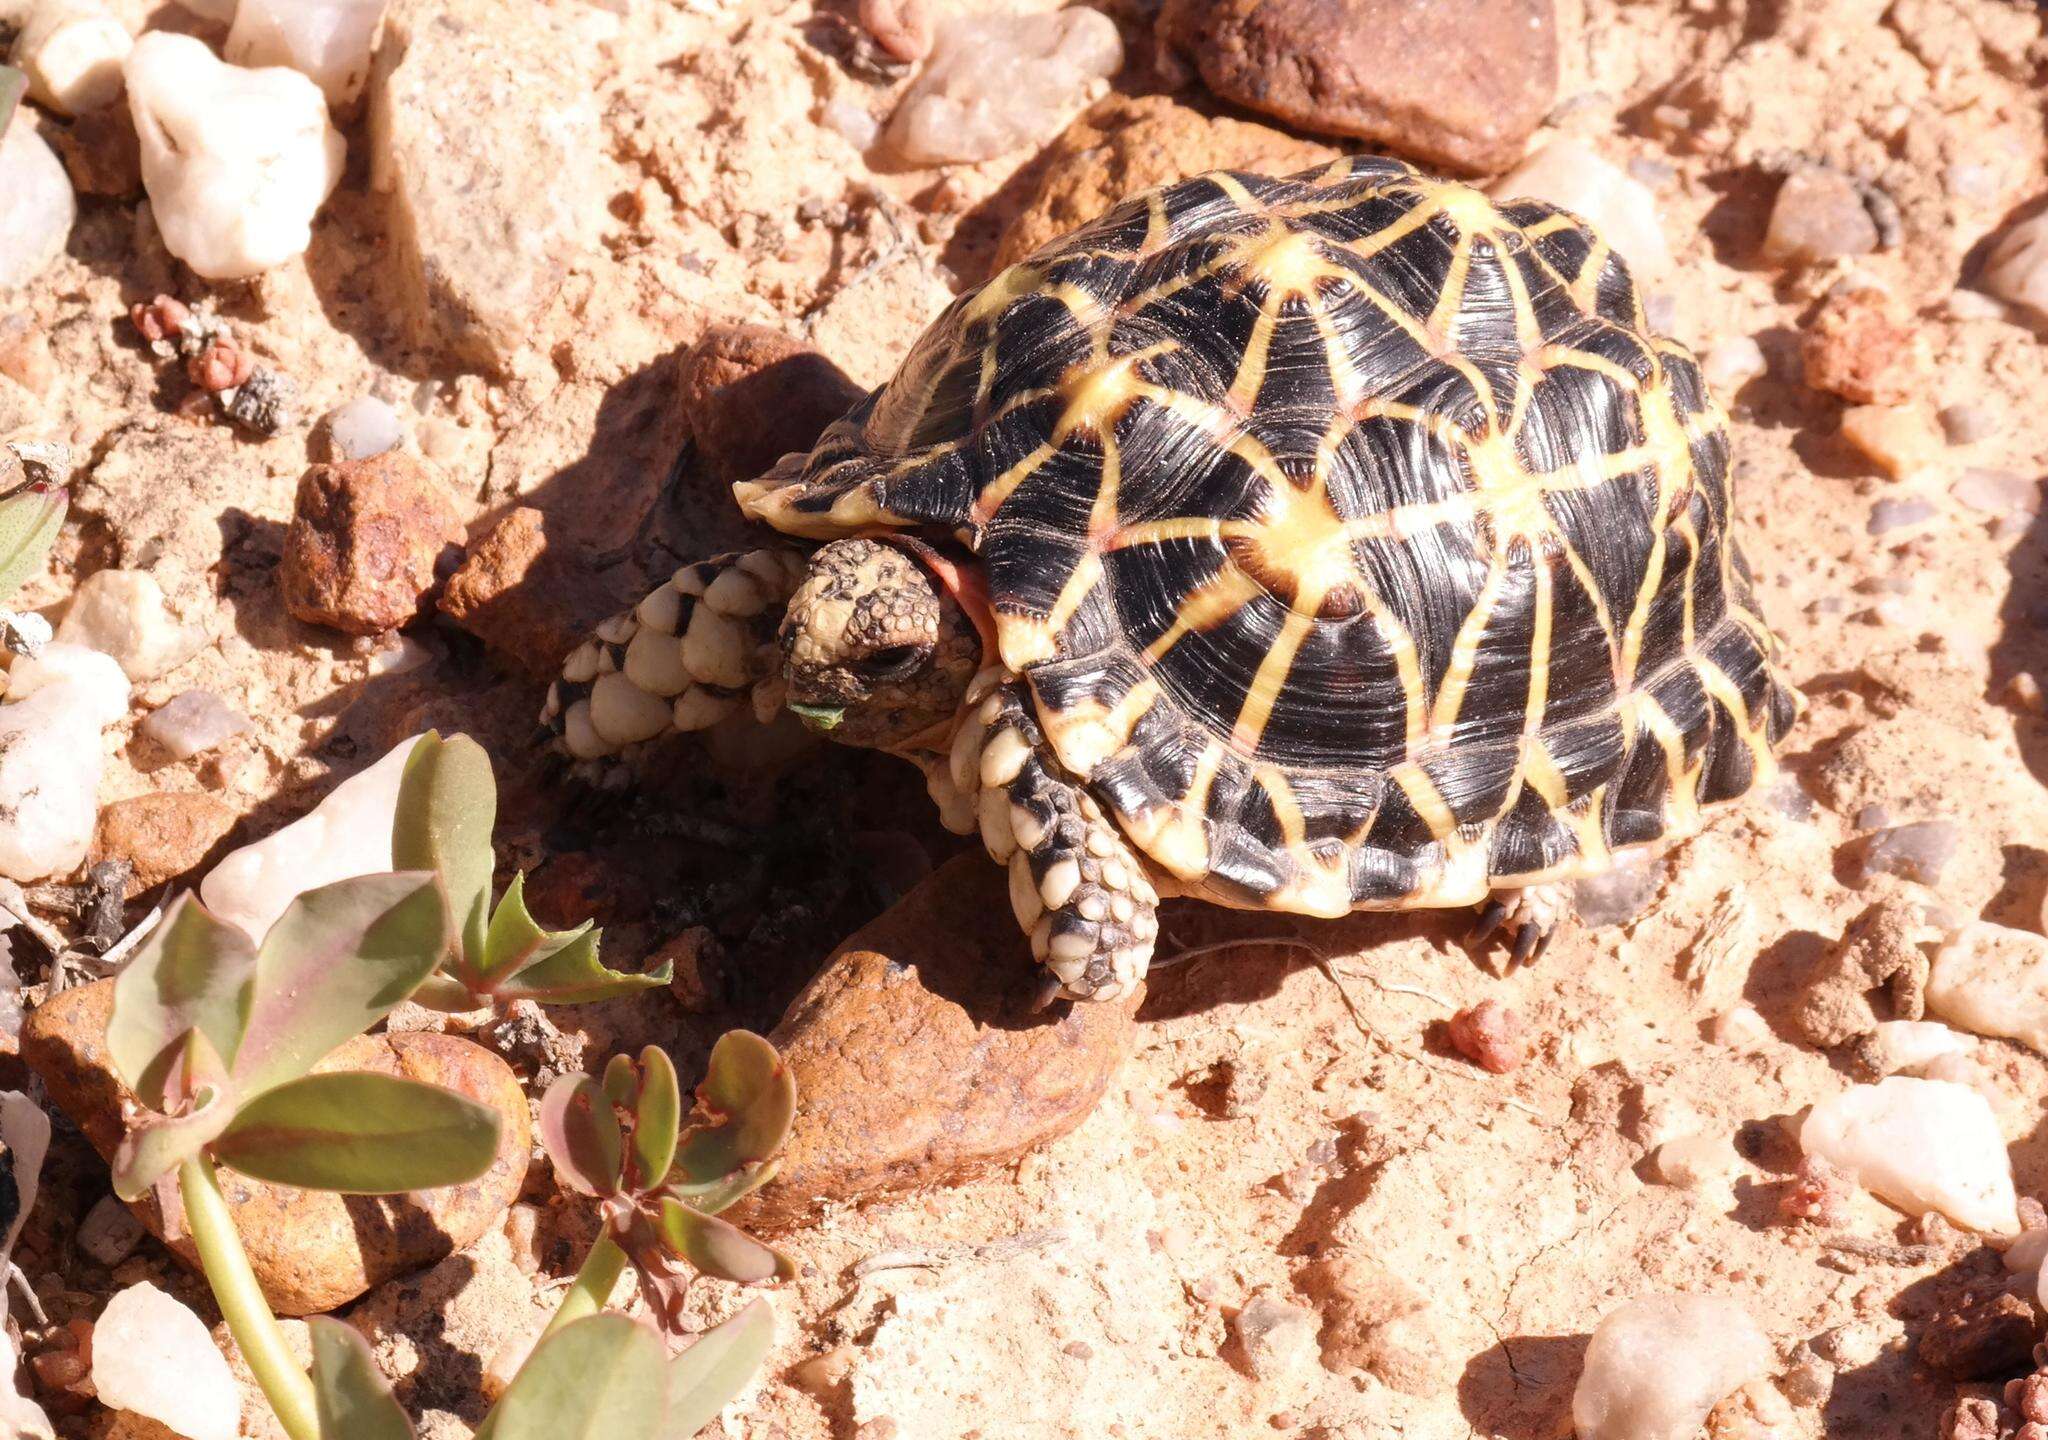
(0, 66), (22, 141)
(392, 732), (672, 1008)
(0, 478), (65, 607)
(541, 1034), (796, 1332)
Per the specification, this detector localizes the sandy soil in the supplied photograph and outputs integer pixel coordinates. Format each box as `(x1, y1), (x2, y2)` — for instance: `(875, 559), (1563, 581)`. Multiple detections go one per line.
(10, 0), (2048, 1436)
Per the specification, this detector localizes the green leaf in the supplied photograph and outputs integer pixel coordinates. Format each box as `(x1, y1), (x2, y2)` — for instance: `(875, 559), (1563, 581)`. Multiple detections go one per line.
(211, 1072), (501, 1194)
(667, 1160), (778, 1218)
(672, 1032), (794, 1185)
(630, 1048), (680, 1193)
(478, 872), (549, 980)
(392, 732), (498, 976)
(492, 925), (670, 1006)
(109, 895), (256, 1108)
(665, 1299), (773, 1439)
(656, 1197), (793, 1285)
(475, 1314), (667, 1440)
(538, 1073), (622, 1197)
(232, 872), (450, 1097)
(309, 1317), (416, 1440)
(602, 1052), (637, 1108)
(0, 67), (24, 145)
(111, 1080), (235, 1202)
(0, 483), (63, 605)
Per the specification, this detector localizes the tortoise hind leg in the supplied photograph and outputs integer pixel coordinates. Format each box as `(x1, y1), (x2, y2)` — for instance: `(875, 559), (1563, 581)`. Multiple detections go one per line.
(1472, 882), (1571, 972)
(541, 548), (807, 784)
(953, 679), (1159, 1004)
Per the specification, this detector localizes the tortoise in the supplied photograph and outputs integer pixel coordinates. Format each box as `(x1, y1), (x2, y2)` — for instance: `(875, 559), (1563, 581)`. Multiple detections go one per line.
(542, 155), (1800, 1005)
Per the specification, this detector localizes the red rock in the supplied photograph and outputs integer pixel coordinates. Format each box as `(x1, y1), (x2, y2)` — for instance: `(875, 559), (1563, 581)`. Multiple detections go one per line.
(733, 854), (1143, 1232)
(87, 793), (238, 896)
(1445, 999), (1528, 1074)
(279, 453), (467, 636)
(675, 325), (865, 486)
(1918, 1288), (2040, 1381)
(22, 979), (529, 1316)
(1802, 288), (1929, 406)
(1157, 0), (1556, 175)
(437, 506), (619, 683)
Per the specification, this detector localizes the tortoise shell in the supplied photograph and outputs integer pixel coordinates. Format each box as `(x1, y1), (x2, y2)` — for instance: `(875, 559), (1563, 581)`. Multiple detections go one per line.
(738, 156), (1800, 917)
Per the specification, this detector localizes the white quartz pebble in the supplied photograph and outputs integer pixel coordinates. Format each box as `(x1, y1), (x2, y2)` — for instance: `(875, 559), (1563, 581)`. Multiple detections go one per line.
(1927, 921), (2048, 1057)
(1571, 1294), (1773, 1440)
(54, 568), (205, 682)
(1800, 1076), (2019, 1233)
(199, 732), (423, 942)
(0, 1333), (53, 1440)
(1491, 138), (1672, 284)
(140, 688), (248, 760)
(0, 644), (128, 880)
(1702, 336), (1767, 392)
(225, 0), (385, 109)
(321, 394), (402, 461)
(882, 9), (1121, 166)
(1712, 1003), (1772, 1050)
(0, 123), (76, 294)
(9, 0), (131, 115)
(124, 32), (345, 281)
(1863, 1020), (1975, 1077)
(92, 1282), (240, 1440)
(1982, 214), (2048, 324)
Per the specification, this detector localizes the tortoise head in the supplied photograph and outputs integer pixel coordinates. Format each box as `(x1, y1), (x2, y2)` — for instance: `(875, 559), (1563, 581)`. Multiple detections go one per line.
(779, 538), (981, 749)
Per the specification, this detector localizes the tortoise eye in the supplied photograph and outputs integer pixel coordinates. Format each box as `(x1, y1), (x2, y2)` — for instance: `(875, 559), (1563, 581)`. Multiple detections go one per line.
(863, 645), (925, 679)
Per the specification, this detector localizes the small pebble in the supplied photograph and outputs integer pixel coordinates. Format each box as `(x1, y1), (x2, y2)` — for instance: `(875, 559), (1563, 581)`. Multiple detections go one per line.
(1571, 1294), (1773, 1440)
(1760, 166), (1879, 267)
(1927, 922), (2048, 1059)
(140, 689), (249, 760)
(1232, 1292), (1319, 1392)
(1800, 1076), (2019, 1233)
(1574, 856), (1661, 927)
(75, 1195), (145, 1266)
(858, 0), (932, 63)
(10, 0), (132, 116)
(1777, 1155), (1851, 1228)
(1856, 819), (1959, 886)
(1981, 214), (2048, 324)
(91, 1282), (240, 1440)
(1492, 137), (1671, 282)
(818, 97), (880, 151)
(322, 395), (403, 462)
(1852, 803), (1891, 830)
(0, 124), (77, 293)
(0, 645), (129, 882)
(1953, 468), (2040, 519)
(1840, 404), (1945, 480)
(124, 32), (345, 280)
(1712, 1004), (1772, 1050)
(1650, 1132), (1737, 1190)
(1861, 1019), (1975, 1078)
(1867, 497), (1935, 535)
(1939, 403), (1996, 446)
(53, 568), (205, 682)
(881, 9), (1121, 166)
(225, 0), (385, 109)
(1700, 336), (1766, 392)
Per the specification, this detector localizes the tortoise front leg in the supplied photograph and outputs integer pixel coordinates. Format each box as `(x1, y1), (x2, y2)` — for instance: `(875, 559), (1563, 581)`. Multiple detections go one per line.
(541, 548), (807, 783)
(1473, 882), (1570, 971)
(950, 677), (1159, 1005)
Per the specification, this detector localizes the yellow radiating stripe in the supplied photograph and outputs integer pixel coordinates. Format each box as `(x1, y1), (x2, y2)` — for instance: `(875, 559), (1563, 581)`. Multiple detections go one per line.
(1231, 608), (1314, 751)
(1524, 553), (1554, 736)
(1142, 566), (1268, 664)
(1110, 516), (1223, 550)
(970, 440), (1056, 525)
(1227, 293), (1280, 413)
(1391, 764), (1460, 842)
(1429, 561), (1511, 741)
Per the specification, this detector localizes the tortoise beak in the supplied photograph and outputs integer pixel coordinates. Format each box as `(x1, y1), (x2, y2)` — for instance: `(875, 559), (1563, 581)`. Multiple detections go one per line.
(787, 701), (845, 731)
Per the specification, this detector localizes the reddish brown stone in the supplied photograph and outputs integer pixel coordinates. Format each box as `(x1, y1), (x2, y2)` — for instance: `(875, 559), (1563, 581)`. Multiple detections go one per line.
(734, 854), (1143, 1232)
(995, 95), (1337, 270)
(88, 793), (239, 896)
(675, 325), (865, 486)
(1918, 1289), (2040, 1381)
(1445, 999), (1528, 1074)
(22, 979), (529, 1316)
(1157, 0), (1556, 175)
(1802, 288), (1930, 407)
(279, 453), (467, 636)
(437, 506), (620, 683)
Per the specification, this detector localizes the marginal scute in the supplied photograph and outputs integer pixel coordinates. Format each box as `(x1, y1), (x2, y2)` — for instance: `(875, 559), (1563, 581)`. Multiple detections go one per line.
(742, 156), (1799, 913)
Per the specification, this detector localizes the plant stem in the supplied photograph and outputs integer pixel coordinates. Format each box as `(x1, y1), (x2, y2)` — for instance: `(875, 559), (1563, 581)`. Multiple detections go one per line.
(179, 1156), (319, 1440)
(543, 1233), (627, 1338)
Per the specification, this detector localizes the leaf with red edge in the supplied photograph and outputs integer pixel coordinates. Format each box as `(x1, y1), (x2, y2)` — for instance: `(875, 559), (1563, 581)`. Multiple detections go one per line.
(538, 1073), (622, 1197)
(231, 872), (450, 1097)
(629, 1047), (680, 1194)
(667, 1159), (778, 1218)
(665, 1299), (774, 1438)
(671, 1032), (793, 1185)
(392, 732), (497, 978)
(108, 894), (255, 1108)
(211, 1072), (501, 1194)
(309, 1317), (416, 1440)
(656, 1197), (793, 1285)
(111, 1073), (234, 1202)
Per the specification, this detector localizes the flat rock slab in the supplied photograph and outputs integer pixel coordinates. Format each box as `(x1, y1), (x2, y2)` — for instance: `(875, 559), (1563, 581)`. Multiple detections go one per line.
(23, 979), (529, 1316)
(369, 0), (605, 372)
(738, 854), (1144, 1233)
(1158, 0), (1557, 175)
